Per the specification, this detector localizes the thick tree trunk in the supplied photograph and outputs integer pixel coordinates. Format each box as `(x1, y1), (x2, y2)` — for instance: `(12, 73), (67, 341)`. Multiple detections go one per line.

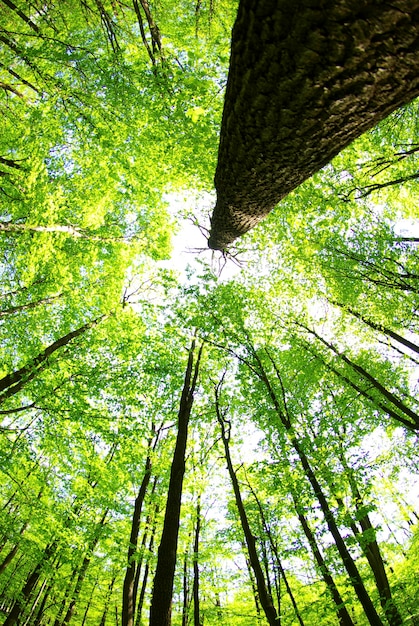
(149, 339), (203, 626)
(208, 0), (419, 249)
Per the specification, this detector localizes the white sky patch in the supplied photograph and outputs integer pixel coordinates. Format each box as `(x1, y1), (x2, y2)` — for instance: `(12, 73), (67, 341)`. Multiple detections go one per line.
(158, 190), (243, 282)
(394, 218), (419, 237)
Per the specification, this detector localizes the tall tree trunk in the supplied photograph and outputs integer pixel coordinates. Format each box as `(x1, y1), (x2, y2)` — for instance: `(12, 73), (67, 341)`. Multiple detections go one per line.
(149, 338), (203, 626)
(292, 494), (354, 626)
(3, 542), (56, 626)
(0, 315), (106, 403)
(182, 546), (190, 626)
(122, 428), (157, 626)
(299, 323), (419, 430)
(250, 347), (385, 626)
(247, 481), (305, 626)
(135, 505), (159, 626)
(193, 497), (202, 626)
(60, 510), (108, 626)
(293, 438), (384, 626)
(334, 299), (419, 355)
(208, 0), (419, 249)
(98, 577), (116, 626)
(0, 522), (27, 575)
(215, 380), (279, 626)
(0, 293), (62, 318)
(333, 450), (402, 626)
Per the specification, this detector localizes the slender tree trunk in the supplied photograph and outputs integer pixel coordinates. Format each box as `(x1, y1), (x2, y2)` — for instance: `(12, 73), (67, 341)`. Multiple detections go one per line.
(149, 339), (203, 626)
(250, 347), (384, 626)
(243, 548), (262, 621)
(0, 293), (62, 318)
(60, 510), (108, 626)
(193, 497), (202, 626)
(334, 300), (419, 355)
(292, 438), (384, 626)
(0, 522), (27, 575)
(248, 482), (305, 626)
(182, 547), (190, 626)
(292, 495), (354, 626)
(297, 332), (419, 431)
(333, 451), (402, 626)
(0, 0), (40, 32)
(0, 315), (106, 403)
(0, 220), (131, 242)
(135, 507), (158, 626)
(215, 381), (279, 626)
(209, 0), (419, 249)
(98, 577), (116, 626)
(122, 429), (156, 626)
(301, 323), (419, 429)
(3, 542), (56, 626)
(30, 578), (54, 625)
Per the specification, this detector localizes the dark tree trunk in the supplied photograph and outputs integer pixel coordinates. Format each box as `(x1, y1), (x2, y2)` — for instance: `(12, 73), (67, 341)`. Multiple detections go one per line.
(292, 495), (354, 626)
(0, 293), (62, 318)
(334, 300), (419, 355)
(333, 452), (403, 626)
(300, 323), (419, 429)
(60, 511), (108, 626)
(248, 481), (305, 626)
(0, 315), (105, 403)
(193, 497), (202, 626)
(208, 0), (419, 249)
(122, 429), (156, 626)
(3, 542), (56, 626)
(149, 339), (203, 626)
(249, 347), (384, 626)
(98, 577), (116, 626)
(182, 547), (190, 626)
(215, 382), (279, 626)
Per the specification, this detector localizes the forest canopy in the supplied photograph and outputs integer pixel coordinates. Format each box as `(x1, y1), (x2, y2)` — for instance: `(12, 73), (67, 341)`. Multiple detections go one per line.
(0, 2), (419, 626)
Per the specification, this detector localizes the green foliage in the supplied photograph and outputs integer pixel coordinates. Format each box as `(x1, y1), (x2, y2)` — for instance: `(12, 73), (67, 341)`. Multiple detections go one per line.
(0, 2), (419, 626)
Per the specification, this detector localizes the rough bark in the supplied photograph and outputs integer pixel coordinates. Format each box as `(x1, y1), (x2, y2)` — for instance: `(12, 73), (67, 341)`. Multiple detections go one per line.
(208, 0), (419, 249)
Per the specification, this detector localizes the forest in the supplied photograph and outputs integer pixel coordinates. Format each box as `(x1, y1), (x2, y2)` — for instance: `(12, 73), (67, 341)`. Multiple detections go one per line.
(0, 1), (419, 625)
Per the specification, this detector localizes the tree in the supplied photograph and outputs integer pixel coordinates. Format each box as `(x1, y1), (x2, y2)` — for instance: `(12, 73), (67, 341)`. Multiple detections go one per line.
(1, 2), (419, 625)
(208, 0), (419, 249)
(149, 338), (203, 626)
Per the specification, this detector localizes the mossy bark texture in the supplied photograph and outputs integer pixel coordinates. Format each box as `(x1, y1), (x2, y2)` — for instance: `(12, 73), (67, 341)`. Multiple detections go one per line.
(208, 0), (419, 250)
